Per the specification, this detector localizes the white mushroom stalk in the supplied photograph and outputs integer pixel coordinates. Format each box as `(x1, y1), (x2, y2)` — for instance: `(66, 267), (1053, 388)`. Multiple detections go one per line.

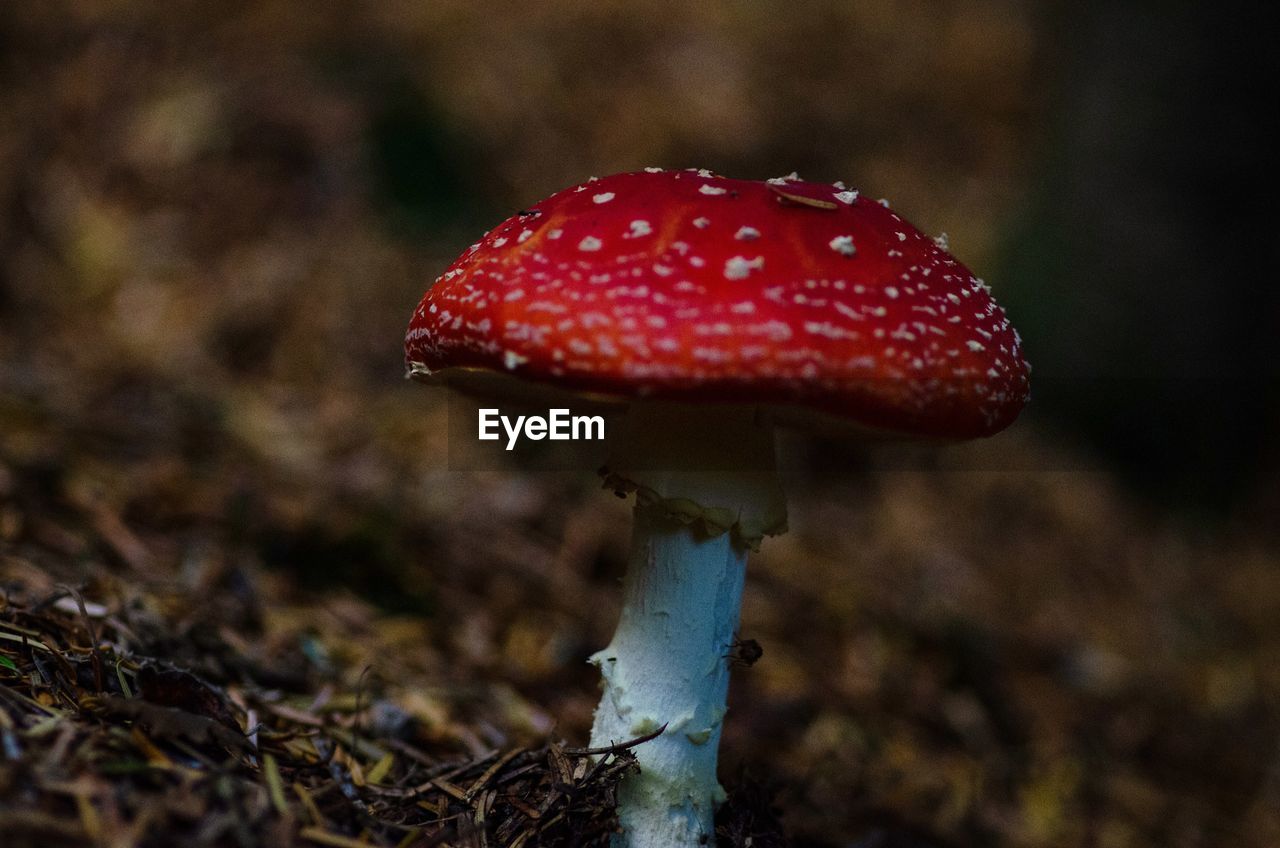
(590, 404), (786, 848)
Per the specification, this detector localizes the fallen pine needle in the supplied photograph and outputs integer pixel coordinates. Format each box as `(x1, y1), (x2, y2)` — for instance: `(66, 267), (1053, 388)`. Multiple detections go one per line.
(365, 751), (394, 785)
(299, 826), (374, 848)
(264, 753), (289, 817)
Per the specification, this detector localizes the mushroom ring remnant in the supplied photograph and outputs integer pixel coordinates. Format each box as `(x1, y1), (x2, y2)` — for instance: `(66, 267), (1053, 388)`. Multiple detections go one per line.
(405, 169), (1030, 847)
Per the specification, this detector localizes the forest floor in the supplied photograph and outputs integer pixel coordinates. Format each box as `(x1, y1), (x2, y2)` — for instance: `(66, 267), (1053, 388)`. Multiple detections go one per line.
(2, 405), (1278, 846)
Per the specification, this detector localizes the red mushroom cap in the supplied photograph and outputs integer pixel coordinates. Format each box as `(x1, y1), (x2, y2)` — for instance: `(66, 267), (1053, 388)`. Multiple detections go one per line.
(405, 170), (1029, 438)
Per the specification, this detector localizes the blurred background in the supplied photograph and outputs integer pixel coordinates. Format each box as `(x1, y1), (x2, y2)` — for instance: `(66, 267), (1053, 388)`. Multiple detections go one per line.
(1, 1), (1276, 846)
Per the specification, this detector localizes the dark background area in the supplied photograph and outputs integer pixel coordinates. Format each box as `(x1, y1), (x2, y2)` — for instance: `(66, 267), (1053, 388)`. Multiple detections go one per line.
(999, 0), (1278, 510)
(1, 2), (1277, 846)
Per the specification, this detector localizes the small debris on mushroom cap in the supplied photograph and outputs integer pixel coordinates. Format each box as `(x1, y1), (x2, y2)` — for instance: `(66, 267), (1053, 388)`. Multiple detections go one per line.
(405, 170), (1031, 438)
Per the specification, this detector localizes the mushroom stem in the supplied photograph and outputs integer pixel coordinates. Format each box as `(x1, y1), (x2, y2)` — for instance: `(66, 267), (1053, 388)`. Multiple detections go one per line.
(590, 507), (746, 846)
(590, 404), (786, 847)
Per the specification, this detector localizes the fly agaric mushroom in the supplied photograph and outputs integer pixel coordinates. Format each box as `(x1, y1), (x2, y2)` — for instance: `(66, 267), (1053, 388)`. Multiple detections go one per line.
(405, 169), (1029, 847)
